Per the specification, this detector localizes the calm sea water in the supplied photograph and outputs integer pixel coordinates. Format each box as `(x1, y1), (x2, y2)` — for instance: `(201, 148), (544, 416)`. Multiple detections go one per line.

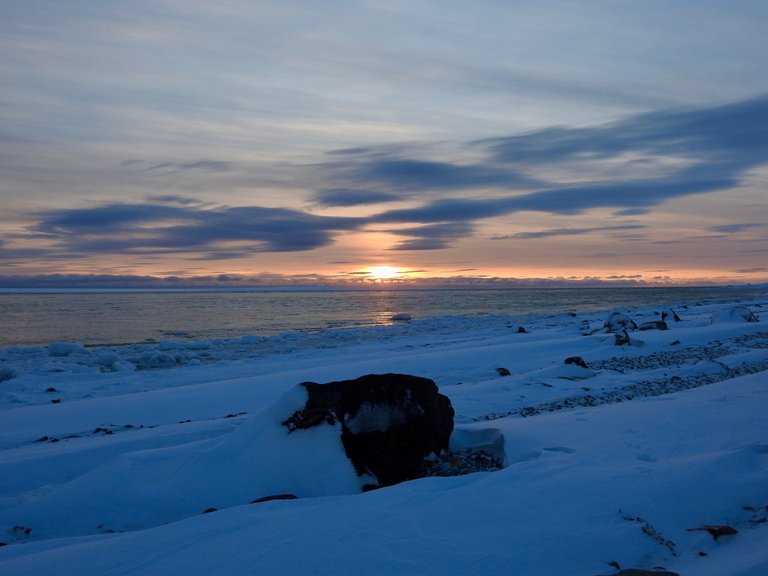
(0, 286), (762, 348)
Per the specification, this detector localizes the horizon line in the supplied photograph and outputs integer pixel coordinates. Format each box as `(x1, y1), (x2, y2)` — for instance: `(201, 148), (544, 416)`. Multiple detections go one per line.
(0, 273), (765, 291)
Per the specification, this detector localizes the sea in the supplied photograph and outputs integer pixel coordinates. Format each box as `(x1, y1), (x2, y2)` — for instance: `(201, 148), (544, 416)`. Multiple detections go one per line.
(0, 286), (764, 349)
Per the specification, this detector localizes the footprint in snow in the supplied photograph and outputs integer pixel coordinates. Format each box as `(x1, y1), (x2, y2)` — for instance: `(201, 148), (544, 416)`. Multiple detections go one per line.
(542, 446), (577, 454)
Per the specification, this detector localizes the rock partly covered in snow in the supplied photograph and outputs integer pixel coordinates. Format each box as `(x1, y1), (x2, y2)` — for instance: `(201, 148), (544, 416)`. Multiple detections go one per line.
(639, 320), (668, 331)
(661, 308), (682, 322)
(711, 306), (761, 324)
(564, 356), (588, 368)
(603, 312), (638, 333)
(283, 373), (455, 489)
(390, 313), (412, 322)
(47, 342), (86, 357)
(729, 306), (759, 322)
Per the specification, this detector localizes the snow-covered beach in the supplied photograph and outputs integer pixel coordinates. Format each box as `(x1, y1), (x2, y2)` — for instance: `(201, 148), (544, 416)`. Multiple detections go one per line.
(1, 293), (767, 575)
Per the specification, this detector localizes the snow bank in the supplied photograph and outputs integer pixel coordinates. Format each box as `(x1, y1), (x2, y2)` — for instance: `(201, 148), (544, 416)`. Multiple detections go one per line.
(0, 385), (365, 540)
(0, 293), (767, 575)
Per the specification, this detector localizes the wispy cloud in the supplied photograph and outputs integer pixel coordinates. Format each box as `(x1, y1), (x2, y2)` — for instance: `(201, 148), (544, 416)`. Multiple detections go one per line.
(139, 160), (235, 173)
(482, 96), (768, 166)
(734, 267), (768, 274)
(706, 223), (764, 234)
(387, 222), (476, 251)
(312, 188), (402, 207)
(492, 224), (647, 240)
(323, 95), (768, 247)
(340, 159), (541, 192)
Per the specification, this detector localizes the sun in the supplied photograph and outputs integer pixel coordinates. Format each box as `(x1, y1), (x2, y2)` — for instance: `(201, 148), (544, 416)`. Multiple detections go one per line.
(368, 265), (401, 280)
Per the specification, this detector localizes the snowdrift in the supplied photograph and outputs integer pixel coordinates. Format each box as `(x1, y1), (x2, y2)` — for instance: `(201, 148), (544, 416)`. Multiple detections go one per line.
(1, 295), (767, 575)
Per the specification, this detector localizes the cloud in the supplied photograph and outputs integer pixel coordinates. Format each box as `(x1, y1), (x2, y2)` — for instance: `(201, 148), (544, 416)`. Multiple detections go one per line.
(370, 197), (509, 224)
(312, 188), (402, 207)
(734, 267), (768, 273)
(326, 95), (768, 244)
(706, 223), (764, 234)
(368, 168), (734, 225)
(0, 272), (693, 289)
(386, 222), (475, 251)
(343, 159), (540, 191)
(294, 96), (768, 249)
(28, 202), (364, 256)
(145, 195), (205, 206)
(482, 95), (768, 167)
(492, 224), (647, 240)
(138, 160), (235, 173)
(34, 204), (190, 235)
(7, 96), (768, 261)
(614, 208), (651, 216)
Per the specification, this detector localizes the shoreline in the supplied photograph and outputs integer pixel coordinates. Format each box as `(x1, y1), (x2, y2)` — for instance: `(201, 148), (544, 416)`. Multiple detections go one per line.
(1, 286), (765, 350)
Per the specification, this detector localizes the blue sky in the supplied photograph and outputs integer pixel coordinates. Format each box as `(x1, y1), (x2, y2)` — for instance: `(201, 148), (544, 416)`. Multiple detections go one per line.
(2, 1), (767, 285)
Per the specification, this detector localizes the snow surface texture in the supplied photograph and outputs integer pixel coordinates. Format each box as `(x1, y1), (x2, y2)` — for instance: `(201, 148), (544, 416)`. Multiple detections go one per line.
(1, 295), (767, 575)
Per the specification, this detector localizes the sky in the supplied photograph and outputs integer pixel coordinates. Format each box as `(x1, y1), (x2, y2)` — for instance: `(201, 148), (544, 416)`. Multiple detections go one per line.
(1, 0), (767, 287)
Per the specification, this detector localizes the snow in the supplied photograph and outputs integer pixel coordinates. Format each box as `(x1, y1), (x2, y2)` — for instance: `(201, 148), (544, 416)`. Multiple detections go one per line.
(344, 402), (407, 434)
(1, 295), (767, 575)
(46, 342), (86, 357)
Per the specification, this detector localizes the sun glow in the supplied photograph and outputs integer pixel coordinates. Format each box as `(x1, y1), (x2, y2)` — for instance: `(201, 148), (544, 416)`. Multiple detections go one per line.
(368, 265), (401, 280)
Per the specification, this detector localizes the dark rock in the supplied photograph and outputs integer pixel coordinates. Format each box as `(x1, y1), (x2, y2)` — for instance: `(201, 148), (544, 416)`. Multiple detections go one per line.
(424, 428), (506, 476)
(251, 494), (298, 504)
(604, 312), (638, 333)
(390, 313), (411, 322)
(580, 320), (596, 336)
(606, 570), (679, 576)
(137, 352), (177, 369)
(639, 320), (668, 331)
(686, 524), (738, 540)
(12, 525), (31, 536)
(45, 387), (58, 393)
(421, 449), (504, 477)
(517, 326), (528, 333)
(34, 436), (49, 443)
(564, 356), (588, 368)
(282, 374), (454, 489)
(450, 427), (506, 462)
(495, 367), (511, 376)
(730, 307), (759, 322)
(614, 330), (632, 346)
(202, 507), (218, 514)
(0, 367), (15, 383)
(661, 308), (681, 322)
